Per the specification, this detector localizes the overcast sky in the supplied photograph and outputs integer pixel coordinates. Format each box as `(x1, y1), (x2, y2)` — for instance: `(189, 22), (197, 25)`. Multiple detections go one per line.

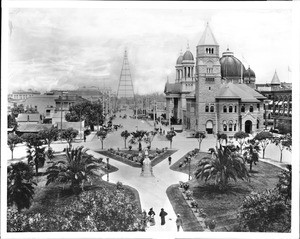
(7, 6), (294, 94)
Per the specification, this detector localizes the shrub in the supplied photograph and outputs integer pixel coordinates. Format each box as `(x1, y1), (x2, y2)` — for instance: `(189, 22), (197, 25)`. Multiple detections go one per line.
(191, 200), (198, 208)
(185, 190), (193, 200)
(7, 189), (145, 232)
(116, 181), (124, 190)
(128, 145), (132, 151)
(183, 183), (190, 191)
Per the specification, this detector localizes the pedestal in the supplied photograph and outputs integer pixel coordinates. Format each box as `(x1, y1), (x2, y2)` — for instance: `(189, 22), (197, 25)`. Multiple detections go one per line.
(140, 156), (153, 177)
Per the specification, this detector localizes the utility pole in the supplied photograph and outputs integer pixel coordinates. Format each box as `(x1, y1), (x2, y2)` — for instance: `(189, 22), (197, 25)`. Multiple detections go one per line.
(154, 100), (156, 129)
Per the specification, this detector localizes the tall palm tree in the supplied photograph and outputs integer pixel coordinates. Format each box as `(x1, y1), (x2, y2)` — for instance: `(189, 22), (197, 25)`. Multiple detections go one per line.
(7, 162), (36, 212)
(194, 145), (249, 190)
(243, 140), (260, 172)
(46, 146), (101, 194)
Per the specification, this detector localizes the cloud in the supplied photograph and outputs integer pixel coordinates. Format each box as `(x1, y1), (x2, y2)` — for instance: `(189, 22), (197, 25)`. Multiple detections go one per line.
(7, 8), (293, 94)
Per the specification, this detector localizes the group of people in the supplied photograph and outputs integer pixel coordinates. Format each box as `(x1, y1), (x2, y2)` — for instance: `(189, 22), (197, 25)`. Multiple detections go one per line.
(147, 208), (183, 231)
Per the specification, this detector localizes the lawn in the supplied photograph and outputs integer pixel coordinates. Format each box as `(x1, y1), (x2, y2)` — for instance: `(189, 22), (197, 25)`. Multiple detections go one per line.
(99, 149), (177, 168)
(168, 151), (283, 232)
(14, 152), (143, 231)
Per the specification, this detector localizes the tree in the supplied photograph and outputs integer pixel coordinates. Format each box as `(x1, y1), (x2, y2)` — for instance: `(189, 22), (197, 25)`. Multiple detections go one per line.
(243, 140), (260, 172)
(7, 133), (22, 160)
(38, 126), (59, 148)
(254, 131), (273, 159)
(144, 131), (157, 149)
(129, 130), (147, 151)
(8, 114), (17, 128)
(166, 130), (176, 149)
(60, 128), (79, 148)
(46, 146), (101, 194)
(234, 131), (249, 152)
(7, 188), (146, 232)
(11, 104), (24, 117)
(239, 189), (290, 232)
(7, 162), (36, 212)
(65, 101), (104, 131)
(97, 129), (108, 150)
(272, 135), (292, 163)
(21, 133), (46, 175)
(216, 133), (227, 146)
(195, 131), (206, 150)
(194, 145), (249, 190)
(239, 165), (291, 232)
(121, 130), (131, 149)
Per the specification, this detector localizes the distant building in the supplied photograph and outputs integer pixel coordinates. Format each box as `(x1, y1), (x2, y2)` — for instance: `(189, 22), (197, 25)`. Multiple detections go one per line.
(9, 89), (41, 101)
(16, 113), (42, 125)
(165, 23), (265, 136)
(16, 124), (53, 136)
(256, 70), (292, 133)
(23, 95), (57, 116)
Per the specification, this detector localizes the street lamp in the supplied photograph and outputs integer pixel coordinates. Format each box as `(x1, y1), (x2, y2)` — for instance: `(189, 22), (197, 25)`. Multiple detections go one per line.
(106, 157), (110, 182)
(188, 156), (192, 180)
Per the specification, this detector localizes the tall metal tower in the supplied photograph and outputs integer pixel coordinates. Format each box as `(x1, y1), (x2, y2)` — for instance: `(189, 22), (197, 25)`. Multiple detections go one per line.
(117, 50), (135, 99)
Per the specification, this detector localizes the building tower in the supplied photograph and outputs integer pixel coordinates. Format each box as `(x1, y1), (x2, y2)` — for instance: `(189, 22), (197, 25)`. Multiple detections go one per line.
(117, 50), (135, 100)
(195, 22), (222, 132)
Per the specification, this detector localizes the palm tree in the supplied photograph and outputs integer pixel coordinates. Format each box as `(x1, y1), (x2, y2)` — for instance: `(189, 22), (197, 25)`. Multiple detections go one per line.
(121, 130), (131, 149)
(7, 133), (22, 160)
(46, 146), (101, 194)
(195, 131), (206, 151)
(194, 145), (249, 190)
(97, 129), (108, 150)
(166, 130), (176, 149)
(7, 162), (36, 212)
(243, 140), (260, 172)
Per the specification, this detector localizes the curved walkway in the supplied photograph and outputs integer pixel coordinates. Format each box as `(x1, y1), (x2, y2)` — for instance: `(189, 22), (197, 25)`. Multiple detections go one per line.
(88, 148), (188, 232)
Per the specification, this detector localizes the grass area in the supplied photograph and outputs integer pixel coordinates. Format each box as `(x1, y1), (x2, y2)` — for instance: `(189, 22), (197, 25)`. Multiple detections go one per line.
(27, 153), (122, 215)
(99, 150), (177, 168)
(166, 185), (203, 231)
(169, 151), (283, 232)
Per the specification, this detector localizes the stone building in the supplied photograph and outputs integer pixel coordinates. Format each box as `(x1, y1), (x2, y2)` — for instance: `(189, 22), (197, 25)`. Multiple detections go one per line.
(256, 70), (292, 133)
(165, 23), (265, 136)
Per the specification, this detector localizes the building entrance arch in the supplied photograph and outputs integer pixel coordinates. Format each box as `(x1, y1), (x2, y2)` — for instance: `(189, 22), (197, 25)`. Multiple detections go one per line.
(206, 120), (213, 134)
(245, 120), (252, 134)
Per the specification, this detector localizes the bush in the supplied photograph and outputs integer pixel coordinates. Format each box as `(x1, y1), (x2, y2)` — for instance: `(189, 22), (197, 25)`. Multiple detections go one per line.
(183, 183), (190, 191)
(185, 190), (193, 200)
(128, 146), (132, 151)
(239, 189), (290, 232)
(116, 181), (124, 190)
(7, 189), (145, 232)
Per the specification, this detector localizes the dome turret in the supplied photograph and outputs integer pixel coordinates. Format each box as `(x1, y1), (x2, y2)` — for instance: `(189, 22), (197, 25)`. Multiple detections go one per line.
(220, 48), (246, 81)
(182, 50), (194, 62)
(176, 54), (183, 65)
(243, 66), (256, 78)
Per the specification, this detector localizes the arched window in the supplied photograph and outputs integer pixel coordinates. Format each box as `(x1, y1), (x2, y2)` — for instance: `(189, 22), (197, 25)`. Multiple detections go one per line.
(223, 121), (227, 131)
(210, 105), (214, 112)
(234, 105), (237, 113)
(229, 105), (233, 113)
(241, 105), (245, 113)
(229, 121), (233, 131)
(257, 119), (260, 129)
(205, 105), (209, 112)
(249, 105), (253, 112)
(234, 122), (237, 131)
(223, 105), (227, 113)
(212, 48), (214, 54)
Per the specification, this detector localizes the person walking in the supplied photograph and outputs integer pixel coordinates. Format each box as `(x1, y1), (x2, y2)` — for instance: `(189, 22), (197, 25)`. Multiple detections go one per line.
(176, 214), (183, 232)
(159, 208), (168, 225)
(168, 156), (172, 165)
(148, 208), (156, 226)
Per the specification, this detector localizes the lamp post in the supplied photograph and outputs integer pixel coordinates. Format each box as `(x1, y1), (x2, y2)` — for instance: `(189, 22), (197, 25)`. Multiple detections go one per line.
(188, 156), (192, 180)
(106, 157), (110, 182)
